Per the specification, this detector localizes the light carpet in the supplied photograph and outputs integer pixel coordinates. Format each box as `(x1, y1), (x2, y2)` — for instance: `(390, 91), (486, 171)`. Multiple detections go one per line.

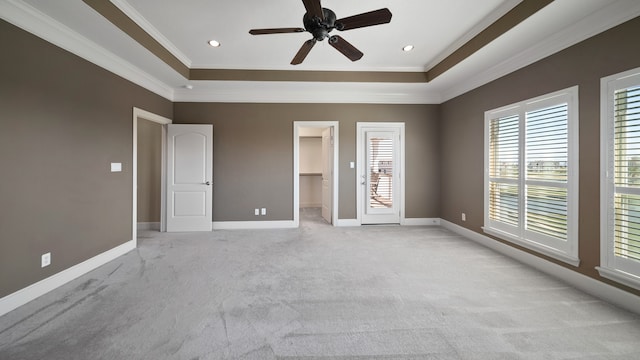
(1, 208), (639, 359)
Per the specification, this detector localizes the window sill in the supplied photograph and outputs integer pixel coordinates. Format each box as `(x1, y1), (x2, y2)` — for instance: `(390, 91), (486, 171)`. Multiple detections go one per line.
(596, 266), (640, 291)
(482, 227), (580, 267)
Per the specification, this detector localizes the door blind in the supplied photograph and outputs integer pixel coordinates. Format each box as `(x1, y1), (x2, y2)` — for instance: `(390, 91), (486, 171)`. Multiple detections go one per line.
(368, 136), (394, 208)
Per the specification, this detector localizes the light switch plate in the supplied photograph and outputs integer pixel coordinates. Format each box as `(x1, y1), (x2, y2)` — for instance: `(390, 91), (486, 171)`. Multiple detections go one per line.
(350, 161), (355, 169)
(111, 162), (122, 172)
(41, 252), (51, 268)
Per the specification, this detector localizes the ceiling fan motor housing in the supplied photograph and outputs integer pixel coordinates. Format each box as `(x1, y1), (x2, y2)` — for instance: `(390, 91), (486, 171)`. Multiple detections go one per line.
(303, 7), (339, 41)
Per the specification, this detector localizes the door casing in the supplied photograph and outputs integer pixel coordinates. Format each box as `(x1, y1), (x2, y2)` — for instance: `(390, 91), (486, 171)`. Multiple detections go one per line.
(132, 107), (172, 242)
(321, 127), (333, 223)
(293, 121), (339, 227)
(356, 122), (406, 225)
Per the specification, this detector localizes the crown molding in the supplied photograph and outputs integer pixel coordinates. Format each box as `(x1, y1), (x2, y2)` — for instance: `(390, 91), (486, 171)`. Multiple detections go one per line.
(110, 0), (192, 67)
(441, 0), (640, 102)
(424, 0), (521, 72)
(3, 0), (639, 105)
(0, 0), (174, 100)
(173, 82), (442, 104)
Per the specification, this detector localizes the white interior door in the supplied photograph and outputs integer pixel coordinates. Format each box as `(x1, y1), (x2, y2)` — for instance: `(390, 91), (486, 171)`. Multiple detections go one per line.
(358, 124), (403, 224)
(166, 124), (213, 232)
(321, 127), (333, 224)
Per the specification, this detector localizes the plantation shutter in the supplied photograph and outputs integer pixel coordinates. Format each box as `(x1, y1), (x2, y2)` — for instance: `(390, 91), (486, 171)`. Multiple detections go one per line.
(613, 85), (640, 263)
(488, 114), (520, 227)
(525, 104), (569, 241)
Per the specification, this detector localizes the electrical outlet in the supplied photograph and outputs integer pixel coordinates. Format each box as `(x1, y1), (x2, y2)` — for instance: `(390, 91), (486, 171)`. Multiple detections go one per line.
(41, 252), (51, 268)
(254, 208), (259, 216)
(461, 213), (466, 222)
(261, 208), (266, 216)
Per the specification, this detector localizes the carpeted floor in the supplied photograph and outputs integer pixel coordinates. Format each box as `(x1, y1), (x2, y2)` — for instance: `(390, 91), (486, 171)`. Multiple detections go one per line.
(1, 208), (639, 359)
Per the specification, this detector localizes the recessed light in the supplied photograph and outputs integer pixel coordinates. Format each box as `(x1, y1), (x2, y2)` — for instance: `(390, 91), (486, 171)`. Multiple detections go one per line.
(403, 45), (414, 52)
(208, 40), (221, 47)
(183, 84), (194, 90)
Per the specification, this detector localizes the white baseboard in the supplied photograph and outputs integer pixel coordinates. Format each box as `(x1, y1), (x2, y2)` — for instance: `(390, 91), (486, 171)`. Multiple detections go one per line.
(137, 222), (160, 231)
(0, 239), (136, 317)
(335, 219), (361, 227)
(440, 220), (640, 315)
(212, 220), (297, 230)
(300, 203), (321, 208)
(403, 218), (441, 226)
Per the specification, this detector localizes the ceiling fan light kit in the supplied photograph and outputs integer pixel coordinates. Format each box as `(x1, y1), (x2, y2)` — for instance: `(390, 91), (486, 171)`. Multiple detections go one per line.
(249, 0), (392, 65)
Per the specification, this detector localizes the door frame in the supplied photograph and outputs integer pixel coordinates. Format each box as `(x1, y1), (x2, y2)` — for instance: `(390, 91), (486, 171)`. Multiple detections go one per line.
(293, 121), (339, 227)
(356, 122), (406, 225)
(132, 107), (172, 243)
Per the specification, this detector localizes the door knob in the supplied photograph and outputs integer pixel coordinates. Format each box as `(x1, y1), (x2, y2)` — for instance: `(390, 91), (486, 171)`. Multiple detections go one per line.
(205, 181), (211, 186)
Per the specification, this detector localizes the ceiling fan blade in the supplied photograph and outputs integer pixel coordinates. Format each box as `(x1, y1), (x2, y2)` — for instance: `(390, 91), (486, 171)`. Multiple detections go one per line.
(328, 35), (363, 62)
(249, 28), (305, 35)
(302, 0), (324, 20)
(336, 8), (392, 31)
(291, 39), (316, 65)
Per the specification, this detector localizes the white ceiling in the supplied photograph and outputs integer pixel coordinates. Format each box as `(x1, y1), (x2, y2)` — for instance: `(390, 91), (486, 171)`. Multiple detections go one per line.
(3, 0), (640, 103)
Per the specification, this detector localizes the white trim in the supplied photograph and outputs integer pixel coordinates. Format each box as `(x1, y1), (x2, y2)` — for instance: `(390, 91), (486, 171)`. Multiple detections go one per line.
(173, 83), (441, 105)
(597, 266), (640, 291)
(0, 240), (135, 317)
(300, 202), (322, 208)
(110, 0), (192, 67)
(483, 227), (580, 267)
(483, 86), (580, 266)
(3, 0), (638, 105)
(424, 0), (521, 71)
(402, 218), (441, 226)
(599, 67), (640, 289)
(133, 107), (172, 238)
(441, 220), (640, 315)
(441, 0), (640, 102)
(294, 121), (340, 228)
(137, 222), (160, 231)
(0, 0), (174, 100)
(212, 221), (297, 230)
(335, 219), (361, 227)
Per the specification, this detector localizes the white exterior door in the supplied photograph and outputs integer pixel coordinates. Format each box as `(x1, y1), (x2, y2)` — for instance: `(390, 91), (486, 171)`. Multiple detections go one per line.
(166, 124), (213, 232)
(358, 123), (404, 224)
(321, 127), (333, 224)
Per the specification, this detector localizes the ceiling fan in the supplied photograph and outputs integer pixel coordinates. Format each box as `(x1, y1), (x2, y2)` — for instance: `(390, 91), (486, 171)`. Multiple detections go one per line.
(249, 0), (392, 65)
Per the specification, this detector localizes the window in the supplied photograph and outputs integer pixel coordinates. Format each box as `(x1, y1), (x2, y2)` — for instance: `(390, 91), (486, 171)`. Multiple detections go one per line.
(484, 87), (579, 266)
(600, 68), (640, 289)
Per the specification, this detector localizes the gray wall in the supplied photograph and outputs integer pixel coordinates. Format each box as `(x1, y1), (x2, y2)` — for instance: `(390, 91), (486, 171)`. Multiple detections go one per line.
(173, 103), (441, 221)
(439, 16), (640, 297)
(137, 119), (162, 223)
(0, 20), (172, 297)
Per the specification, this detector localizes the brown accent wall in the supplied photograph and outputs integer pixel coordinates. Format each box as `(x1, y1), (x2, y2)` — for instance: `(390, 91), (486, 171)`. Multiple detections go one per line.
(0, 20), (172, 297)
(173, 103), (440, 221)
(137, 119), (162, 223)
(440, 17), (640, 296)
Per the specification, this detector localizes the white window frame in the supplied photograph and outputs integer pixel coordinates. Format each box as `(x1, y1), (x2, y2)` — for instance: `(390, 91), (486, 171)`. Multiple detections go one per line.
(484, 86), (580, 266)
(599, 67), (640, 290)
